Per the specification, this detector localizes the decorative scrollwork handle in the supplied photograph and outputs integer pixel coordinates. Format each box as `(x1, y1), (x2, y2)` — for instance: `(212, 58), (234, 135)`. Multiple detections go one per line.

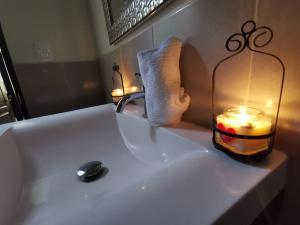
(226, 33), (246, 52)
(225, 20), (273, 52)
(249, 26), (273, 48)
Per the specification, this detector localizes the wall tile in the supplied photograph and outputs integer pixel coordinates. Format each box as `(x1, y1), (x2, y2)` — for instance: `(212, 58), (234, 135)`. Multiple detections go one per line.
(99, 29), (153, 103)
(98, 47), (122, 102)
(153, 0), (255, 126)
(120, 28), (154, 88)
(15, 61), (105, 117)
(62, 61), (105, 108)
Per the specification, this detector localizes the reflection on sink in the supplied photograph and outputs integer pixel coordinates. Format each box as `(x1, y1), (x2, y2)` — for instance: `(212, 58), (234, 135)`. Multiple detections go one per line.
(0, 104), (287, 225)
(117, 110), (202, 165)
(0, 130), (22, 225)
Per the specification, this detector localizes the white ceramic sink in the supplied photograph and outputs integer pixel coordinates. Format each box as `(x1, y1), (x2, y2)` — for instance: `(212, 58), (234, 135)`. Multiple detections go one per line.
(0, 104), (287, 225)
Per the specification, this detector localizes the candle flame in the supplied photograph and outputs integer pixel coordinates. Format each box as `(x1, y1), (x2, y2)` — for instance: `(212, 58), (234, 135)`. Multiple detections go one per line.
(222, 106), (271, 129)
(111, 88), (124, 97)
(111, 86), (140, 97)
(236, 106), (250, 124)
(266, 100), (273, 108)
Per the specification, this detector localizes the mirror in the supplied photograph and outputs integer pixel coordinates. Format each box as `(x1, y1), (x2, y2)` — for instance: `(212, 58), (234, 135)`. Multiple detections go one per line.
(109, 1), (133, 24)
(102, 0), (173, 44)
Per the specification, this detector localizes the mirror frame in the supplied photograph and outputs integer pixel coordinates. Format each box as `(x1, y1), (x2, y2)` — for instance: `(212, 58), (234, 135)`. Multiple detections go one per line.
(102, 0), (173, 44)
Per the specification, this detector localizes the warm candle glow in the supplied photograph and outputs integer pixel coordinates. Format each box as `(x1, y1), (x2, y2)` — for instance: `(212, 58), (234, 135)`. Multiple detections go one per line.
(217, 106), (272, 135)
(216, 106), (273, 154)
(111, 86), (140, 97)
(266, 100), (273, 108)
(231, 106), (250, 125)
(127, 86), (139, 93)
(111, 88), (124, 97)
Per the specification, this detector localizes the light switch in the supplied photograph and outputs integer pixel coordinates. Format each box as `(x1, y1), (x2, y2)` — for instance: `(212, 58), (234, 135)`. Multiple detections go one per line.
(35, 42), (54, 62)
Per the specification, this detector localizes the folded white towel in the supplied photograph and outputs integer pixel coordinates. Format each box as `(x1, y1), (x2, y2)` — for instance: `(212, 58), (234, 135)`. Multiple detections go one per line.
(137, 37), (190, 126)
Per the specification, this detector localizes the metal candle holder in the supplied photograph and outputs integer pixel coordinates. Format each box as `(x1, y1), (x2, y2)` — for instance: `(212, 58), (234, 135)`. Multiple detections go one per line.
(212, 20), (285, 159)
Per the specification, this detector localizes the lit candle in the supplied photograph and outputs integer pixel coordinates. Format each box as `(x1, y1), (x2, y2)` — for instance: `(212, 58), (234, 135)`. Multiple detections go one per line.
(111, 88), (124, 103)
(126, 86), (139, 94)
(216, 106), (272, 154)
(111, 88), (124, 97)
(111, 86), (140, 97)
(111, 86), (141, 103)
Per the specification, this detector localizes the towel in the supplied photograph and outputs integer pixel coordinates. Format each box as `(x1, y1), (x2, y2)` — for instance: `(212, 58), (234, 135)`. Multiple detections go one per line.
(137, 37), (190, 126)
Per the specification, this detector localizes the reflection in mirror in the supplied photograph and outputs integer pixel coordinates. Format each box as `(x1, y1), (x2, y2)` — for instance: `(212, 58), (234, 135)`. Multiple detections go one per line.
(109, 0), (133, 24)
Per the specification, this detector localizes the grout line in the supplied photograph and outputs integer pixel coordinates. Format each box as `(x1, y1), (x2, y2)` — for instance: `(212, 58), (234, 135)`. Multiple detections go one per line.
(151, 26), (155, 48)
(254, 0), (260, 22)
(244, 0), (260, 105)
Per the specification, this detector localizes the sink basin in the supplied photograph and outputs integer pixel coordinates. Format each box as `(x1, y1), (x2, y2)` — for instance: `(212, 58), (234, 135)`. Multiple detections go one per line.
(0, 104), (287, 225)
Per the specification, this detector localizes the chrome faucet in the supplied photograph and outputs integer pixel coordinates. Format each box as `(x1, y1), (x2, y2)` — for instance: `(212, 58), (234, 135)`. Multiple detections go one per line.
(116, 72), (147, 116)
(115, 92), (147, 116)
(116, 73), (147, 118)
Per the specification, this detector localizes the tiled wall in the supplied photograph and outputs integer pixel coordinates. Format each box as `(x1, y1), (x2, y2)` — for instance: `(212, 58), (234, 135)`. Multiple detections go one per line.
(92, 0), (300, 224)
(14, 61), (104, 117)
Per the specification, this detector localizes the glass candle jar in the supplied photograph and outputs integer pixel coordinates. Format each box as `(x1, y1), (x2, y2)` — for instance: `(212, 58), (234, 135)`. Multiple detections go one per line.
(215, 106), (273, 156)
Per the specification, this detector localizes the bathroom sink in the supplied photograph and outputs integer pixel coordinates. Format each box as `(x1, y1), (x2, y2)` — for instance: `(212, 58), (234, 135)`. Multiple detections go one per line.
(0, 104), (287, 225)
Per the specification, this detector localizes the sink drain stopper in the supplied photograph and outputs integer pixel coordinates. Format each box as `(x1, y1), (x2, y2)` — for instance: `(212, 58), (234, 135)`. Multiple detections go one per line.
(77, 161), (107, 182)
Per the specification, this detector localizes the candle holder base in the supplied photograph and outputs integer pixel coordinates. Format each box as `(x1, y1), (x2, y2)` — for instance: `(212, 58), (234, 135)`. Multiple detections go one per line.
(212, 137), (272, 161)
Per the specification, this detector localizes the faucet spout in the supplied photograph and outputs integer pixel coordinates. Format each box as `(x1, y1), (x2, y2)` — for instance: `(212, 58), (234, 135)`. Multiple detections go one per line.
(116, 92), (146, 114)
